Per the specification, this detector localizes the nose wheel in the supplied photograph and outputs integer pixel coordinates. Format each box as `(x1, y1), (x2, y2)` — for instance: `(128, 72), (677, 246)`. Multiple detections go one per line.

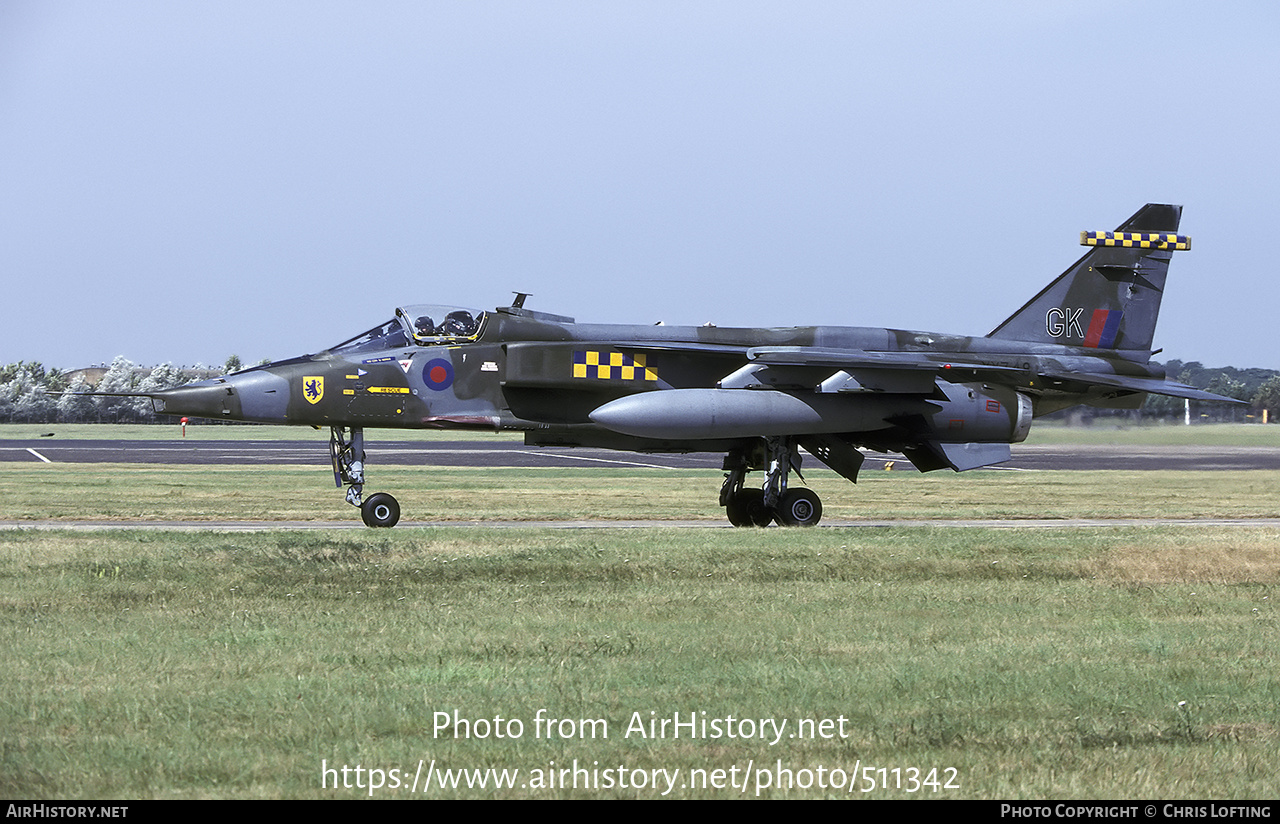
(361, 492), (401, 528)
(331, 426), (401, 527)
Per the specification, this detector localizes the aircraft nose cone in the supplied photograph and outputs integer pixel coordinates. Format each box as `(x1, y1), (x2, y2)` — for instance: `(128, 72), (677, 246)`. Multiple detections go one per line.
(152, 369), (290, 423)
(151, 380), (238, 419)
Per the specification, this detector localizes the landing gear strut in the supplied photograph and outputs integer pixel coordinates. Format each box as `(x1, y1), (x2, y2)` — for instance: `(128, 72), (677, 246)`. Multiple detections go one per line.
(330, 426), (401, 527)
(720, 437), (822, 527)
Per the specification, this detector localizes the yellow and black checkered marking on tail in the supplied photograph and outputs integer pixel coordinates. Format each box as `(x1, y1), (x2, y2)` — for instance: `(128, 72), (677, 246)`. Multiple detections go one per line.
(1080, 231), (1191, 251)
(573, 350), (658, 381)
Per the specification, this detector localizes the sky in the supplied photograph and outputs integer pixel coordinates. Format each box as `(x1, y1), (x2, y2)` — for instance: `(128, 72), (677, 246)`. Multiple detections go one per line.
(2, 1), (1277, 370)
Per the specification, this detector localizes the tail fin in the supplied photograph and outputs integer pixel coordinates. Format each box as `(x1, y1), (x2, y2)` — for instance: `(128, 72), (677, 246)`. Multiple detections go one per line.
(986, 204), (1189, 355)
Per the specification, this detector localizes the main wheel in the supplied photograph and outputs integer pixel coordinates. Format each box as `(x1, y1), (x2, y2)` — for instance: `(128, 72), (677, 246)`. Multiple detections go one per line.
(361, 492), (401, 528)
(725, 489), (774, 527)
(775, 488), (822, 527)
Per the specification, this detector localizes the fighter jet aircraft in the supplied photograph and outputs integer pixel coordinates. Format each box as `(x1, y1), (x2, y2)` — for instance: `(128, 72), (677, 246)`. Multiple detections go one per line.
(140, 203), (1236, 527)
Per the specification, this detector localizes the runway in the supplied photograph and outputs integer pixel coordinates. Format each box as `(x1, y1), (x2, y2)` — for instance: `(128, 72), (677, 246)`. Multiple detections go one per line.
(4, 438), (1280, 471)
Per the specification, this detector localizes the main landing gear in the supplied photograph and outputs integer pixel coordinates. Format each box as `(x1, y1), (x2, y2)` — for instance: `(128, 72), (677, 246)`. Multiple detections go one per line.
(330, 426), (401, 527)
(719, 437), (823, 527)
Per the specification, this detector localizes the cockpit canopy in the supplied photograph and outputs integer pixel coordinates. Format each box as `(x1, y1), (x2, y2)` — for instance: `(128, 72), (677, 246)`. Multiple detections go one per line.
(329, 304), (486, 355)
(396, 304), (484, 344)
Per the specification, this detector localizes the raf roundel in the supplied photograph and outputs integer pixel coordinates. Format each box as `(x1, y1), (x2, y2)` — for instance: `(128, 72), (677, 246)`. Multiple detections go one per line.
(423, 358), (454, 391)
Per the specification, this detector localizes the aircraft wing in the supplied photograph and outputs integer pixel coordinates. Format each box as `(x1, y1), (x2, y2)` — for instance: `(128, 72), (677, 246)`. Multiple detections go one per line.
(1036, 370), (1246, 404)
(748, 347), (1243, 404)
(744, 346), (1027, 393)
(613, 341), (1242, 404)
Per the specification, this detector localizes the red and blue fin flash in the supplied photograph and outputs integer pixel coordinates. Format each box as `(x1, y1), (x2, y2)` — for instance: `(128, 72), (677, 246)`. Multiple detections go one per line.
(1083, 309), (1123, 348)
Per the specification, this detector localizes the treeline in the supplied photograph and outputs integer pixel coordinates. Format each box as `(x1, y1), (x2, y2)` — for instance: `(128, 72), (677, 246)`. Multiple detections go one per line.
(0, 357), (229, 424)
(1131, 360), (1280, 423)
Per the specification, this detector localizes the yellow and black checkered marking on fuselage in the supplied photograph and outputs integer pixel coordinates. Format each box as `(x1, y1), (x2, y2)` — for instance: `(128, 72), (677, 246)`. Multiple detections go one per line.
(573, 350), (658, 381)
(1080, 231), (1191, 250)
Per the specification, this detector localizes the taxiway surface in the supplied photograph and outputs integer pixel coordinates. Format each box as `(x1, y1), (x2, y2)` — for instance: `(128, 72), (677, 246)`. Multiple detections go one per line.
(3, 438), (1280, 471)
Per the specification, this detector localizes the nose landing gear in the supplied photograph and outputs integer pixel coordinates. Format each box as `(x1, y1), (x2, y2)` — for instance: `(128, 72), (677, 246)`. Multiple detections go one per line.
(330, 426), (401, 527)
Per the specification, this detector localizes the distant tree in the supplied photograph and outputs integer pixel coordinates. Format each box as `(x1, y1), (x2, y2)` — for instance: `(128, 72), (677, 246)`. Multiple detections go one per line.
(1205, 373), (1249, 401)
(0, 361), (44, 385)
(223, 354), (242, 374)
(57, 374), (97, 423)
(95, 356), (148, 422)
(1183, 373), (1250, 423)
(0, 363), (55, 422)
(139, 363), (186, 394)
(97, 356), (137, 393)
(1253, 376), (1280, 422)
(1142, 391), (1184, 420)
(44, 367), (67, 393)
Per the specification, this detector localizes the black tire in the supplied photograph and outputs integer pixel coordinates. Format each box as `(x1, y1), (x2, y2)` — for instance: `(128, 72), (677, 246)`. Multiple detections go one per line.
(725, 489), (774, 527)
(361, 493), (401, 528)
(775, 488), (822, 527)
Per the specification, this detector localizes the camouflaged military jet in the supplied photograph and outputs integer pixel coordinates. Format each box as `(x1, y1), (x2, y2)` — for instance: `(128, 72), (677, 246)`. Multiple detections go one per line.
(142, 203), (1236, 527)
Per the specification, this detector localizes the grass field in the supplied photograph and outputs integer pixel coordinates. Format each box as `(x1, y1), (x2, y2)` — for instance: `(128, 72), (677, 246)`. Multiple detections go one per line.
(0, 464), (1278, 523)
(1, 445), (1278, 798)
(2, 522), (1277, 799)
(1023, 422), (1280, 448)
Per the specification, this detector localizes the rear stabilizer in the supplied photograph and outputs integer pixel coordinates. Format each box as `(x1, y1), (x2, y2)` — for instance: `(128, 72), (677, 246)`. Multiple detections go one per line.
(987, 204), (1189, 354)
